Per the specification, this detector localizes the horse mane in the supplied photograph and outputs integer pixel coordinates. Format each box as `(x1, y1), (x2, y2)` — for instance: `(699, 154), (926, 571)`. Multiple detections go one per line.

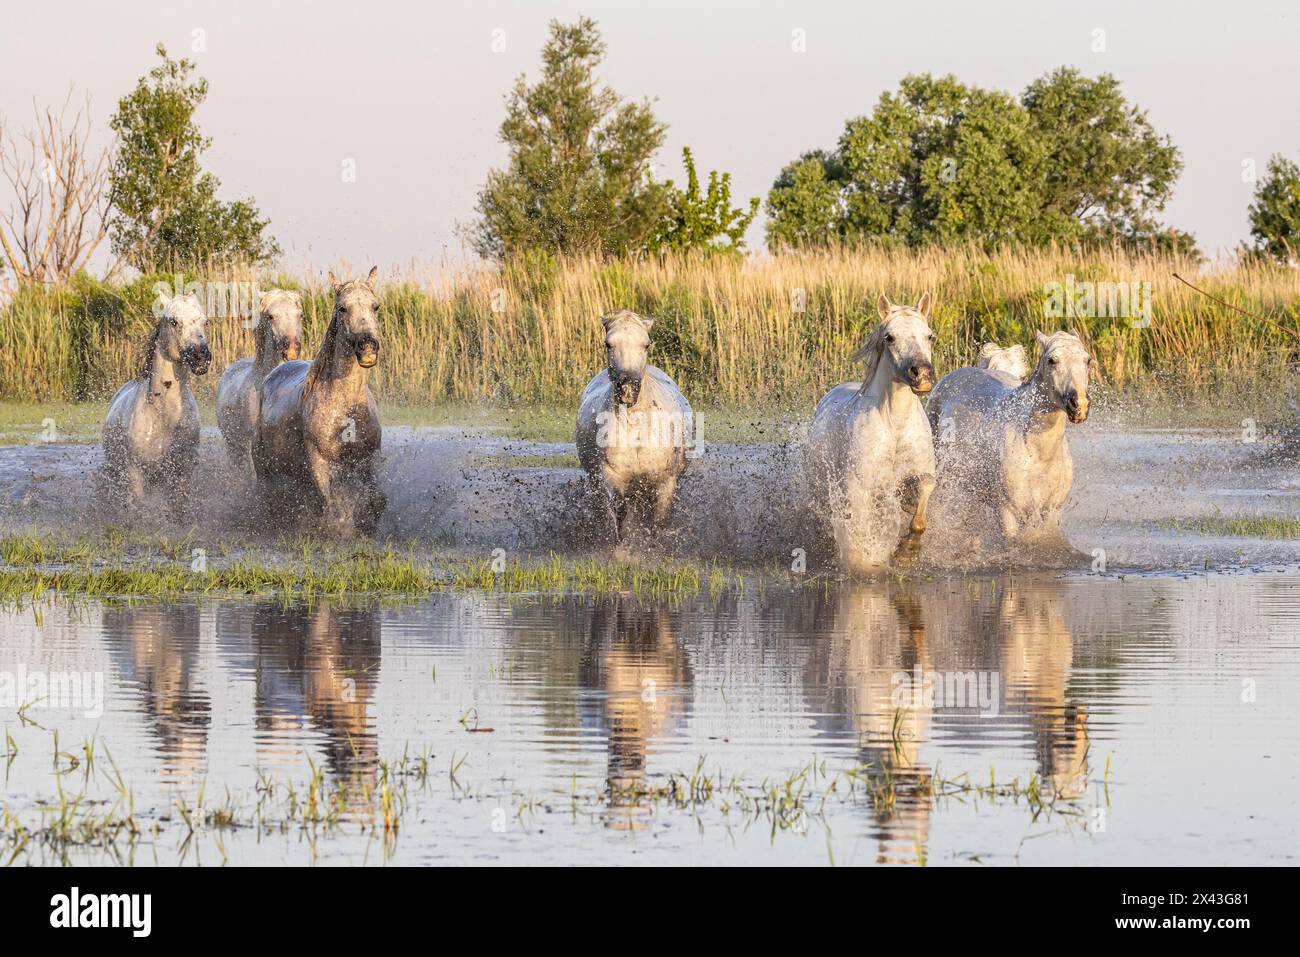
(140, 319), (162, 378)
(850, 323), (887, 390)
(303, 312), (339, 397)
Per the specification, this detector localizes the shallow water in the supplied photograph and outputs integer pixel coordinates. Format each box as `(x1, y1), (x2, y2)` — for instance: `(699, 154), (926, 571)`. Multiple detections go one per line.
(2, 570), (1298, 865)
(2, 418), (1297, 569)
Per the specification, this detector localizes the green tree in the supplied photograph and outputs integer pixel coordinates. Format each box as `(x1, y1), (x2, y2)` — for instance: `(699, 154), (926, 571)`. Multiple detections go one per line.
(1022, 69), (1187, 248)
(765, 68), (1190, 253)
(650, 147), (759, 255)
(765, 151), (848, 249)
(108, 44), (279, 271)
(1247, 155), (1300, 264)
(471, 17), (669, 261)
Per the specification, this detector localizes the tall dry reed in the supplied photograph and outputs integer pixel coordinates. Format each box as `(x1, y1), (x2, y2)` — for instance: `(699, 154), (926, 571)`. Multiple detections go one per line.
(2, 247), (1296, 406)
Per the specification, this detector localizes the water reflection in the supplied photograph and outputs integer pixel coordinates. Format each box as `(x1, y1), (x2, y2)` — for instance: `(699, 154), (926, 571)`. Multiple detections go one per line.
(94, 583), (1094, 854)
(577, 597), (692, 828)
(101, 603), (211, 786)
(801, 586), (934, 864)
(795, 580), (1095, 864)
(6, 570), (1294, 864)
(223, 603), (381, 796)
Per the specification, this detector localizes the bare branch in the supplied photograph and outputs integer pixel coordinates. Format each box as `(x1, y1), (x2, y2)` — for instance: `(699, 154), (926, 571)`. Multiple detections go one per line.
(0, 90), (113, 284)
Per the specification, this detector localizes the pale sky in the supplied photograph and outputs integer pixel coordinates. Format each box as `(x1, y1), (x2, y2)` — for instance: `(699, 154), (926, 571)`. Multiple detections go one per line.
(3, 0), (1297, 273)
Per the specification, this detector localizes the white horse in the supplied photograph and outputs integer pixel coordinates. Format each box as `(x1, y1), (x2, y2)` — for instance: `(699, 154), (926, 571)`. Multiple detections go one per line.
(806, 293), (937, 574)
(216, 288), (303, 475)
(977, 342), (1029, 381)
(576, 310), (695, 547)
(927, 330), (1091, 546)
(254, 269), (384, 535)
(102, 292), (211, 515)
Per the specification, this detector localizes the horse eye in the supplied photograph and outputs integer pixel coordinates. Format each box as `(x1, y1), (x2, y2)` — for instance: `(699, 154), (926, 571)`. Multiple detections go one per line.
(885, 333), (894, 343)
(1049, 357), (1058, 365)
(170, 318), (179, 328)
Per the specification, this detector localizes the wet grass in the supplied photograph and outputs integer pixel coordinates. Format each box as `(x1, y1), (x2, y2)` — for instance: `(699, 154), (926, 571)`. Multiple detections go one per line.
(0, 733), (1091, 866)
(0, 401), (103, 445)
(0, 531), (745, 600)
(1154, 515), (1300, 539)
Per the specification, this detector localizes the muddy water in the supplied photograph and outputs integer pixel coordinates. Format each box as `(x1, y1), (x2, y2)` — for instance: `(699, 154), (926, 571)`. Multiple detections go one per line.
(2, 571), (1298, 865)
(2, 419), (1298, 569)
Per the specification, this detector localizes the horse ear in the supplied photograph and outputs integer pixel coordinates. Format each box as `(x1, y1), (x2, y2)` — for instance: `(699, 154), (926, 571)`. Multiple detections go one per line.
(917, 291), (932, 315)
(366, 266), (379, 286)
(600, 313), (615, 331)
(640, 317), (655, 333)
(876, 293), (893, 321)
(1035, 330), (1051, 349)
(328, 271), (341, 292)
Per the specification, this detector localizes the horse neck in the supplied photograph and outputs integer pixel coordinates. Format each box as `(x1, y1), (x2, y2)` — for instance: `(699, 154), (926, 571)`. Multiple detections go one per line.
(146, 341), (188, 409)
(859, 361), (918, 428)
(318, 333), (370, 404)
(253, 321), (277, 374)
(1012, 373), (1067, 453)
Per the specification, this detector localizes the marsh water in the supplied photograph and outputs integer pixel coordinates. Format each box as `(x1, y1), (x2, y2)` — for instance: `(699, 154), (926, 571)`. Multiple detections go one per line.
(1, 419), (1298, 865)
(2, 570), (1298, 866)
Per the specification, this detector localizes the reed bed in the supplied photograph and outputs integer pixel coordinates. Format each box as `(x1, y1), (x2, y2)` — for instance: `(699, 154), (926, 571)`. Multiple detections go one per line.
(1, 247), (1297, 406)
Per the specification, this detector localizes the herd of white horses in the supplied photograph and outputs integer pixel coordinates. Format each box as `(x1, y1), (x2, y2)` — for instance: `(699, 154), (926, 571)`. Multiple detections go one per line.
(100, 271), (1092, 571)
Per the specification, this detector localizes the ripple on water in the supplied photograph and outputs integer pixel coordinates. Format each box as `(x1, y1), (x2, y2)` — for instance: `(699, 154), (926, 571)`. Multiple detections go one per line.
(1, 570), (1297, 865)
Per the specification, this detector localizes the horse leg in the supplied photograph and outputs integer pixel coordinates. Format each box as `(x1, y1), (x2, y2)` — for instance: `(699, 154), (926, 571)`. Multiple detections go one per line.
(614, 495), (632, 543)
(999, 503), (1021, 541)
(167, 468), (193, 524)
(358, 458), (386, 535)
(651, 474), (678, 529)
(305, 446), (334, 523)
(123, 463), (147, 506)
(907, 473), (935, 536)
(894, 473), (935, 560)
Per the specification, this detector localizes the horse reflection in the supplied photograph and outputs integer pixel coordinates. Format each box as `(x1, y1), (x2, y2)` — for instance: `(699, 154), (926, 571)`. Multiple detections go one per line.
(803, 585), (934, 865)
(805, 577), (1092, 864)
(252, 603), (380, 787)
(578, 597), (692, 829)
(215, 601), (381, 807)
(101, 603), (210, 786)
(995, 587), (1089, 798)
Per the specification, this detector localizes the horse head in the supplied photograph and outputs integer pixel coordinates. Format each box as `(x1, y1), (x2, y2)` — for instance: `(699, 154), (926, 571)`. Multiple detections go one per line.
(257, 289), (304, 362)
(327, 266), (381, 368)
(601, 309), (655, 407)
(852, 293), (936, 395)
(1033, 331), (1092, 423)
(152, 292), (211, 377)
